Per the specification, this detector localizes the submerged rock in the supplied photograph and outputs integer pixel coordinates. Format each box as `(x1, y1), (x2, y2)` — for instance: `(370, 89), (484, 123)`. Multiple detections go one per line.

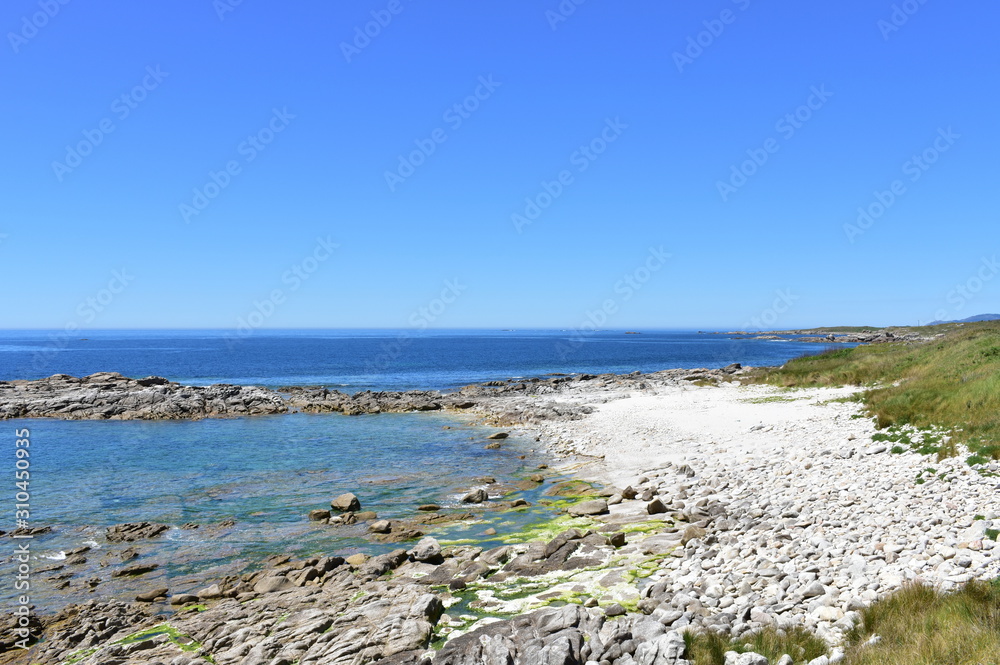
(106, 522), (170, 542)
(134, 587), (167, 602)
(462, 488), (489, 504)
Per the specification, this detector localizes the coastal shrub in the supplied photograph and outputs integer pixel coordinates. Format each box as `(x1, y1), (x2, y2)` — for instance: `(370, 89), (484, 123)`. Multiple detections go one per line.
(843, 580), (1000, 664)
(683, 626), (827, 664)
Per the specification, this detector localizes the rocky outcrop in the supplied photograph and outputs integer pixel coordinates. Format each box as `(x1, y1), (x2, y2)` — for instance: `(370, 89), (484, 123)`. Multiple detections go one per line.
(435, 605), (690, 665)
(0, 372), (288, 420)
(14, 551), (443, 665)
(0, 367), (749, 421)
(7, 521), (686, 665)
(105, 522), (170, 543)
(791, 330), (928, 344)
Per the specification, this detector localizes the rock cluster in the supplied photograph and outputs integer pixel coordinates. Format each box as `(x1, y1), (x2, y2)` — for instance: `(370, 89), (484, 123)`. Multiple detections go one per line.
(105, 522), (170, 543)
(0, 367), (744, 421)
(616, 451), (1000, 645)
(19, 551), (444, 665)
(436, 604), (690, 665)
(0, 373), (288, 420)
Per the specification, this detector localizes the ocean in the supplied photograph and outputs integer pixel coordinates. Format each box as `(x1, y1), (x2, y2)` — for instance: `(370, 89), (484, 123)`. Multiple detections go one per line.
(0, 329), (834, 610)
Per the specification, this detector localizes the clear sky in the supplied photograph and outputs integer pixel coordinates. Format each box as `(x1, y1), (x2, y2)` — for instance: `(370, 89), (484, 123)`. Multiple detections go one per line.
(2, 0), (997, 330)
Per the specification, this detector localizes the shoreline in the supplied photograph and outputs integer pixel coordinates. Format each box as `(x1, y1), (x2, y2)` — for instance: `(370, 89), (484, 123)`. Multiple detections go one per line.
(4, 367), (998, 664)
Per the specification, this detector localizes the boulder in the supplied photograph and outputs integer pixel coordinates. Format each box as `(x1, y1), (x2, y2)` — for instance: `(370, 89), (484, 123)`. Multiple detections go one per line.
(369, 520), (392, 534)
(135, 587), (168, 602)
(681, 525), (706, 545)
(253, 575), (294, 594)
(410, 537), (443, 564)
(462, 488), (489, 504)
(802, 581), (826, 598)
(112, 563), (158, 577)
(308, 509), (331, 522)
(633, 631), (688, 664)
(198, 583), (224, 599)
(604, 603), (626, 617)
(647, 498), (668, 514)
(169, 594), (199, 605)
(331, 493), (361, 512)
(568, 499), (609, 516)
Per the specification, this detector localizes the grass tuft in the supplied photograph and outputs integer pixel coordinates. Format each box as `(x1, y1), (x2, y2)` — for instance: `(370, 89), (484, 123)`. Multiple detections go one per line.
(684, 626), (828, 664)
(844, 580), (1000, 664)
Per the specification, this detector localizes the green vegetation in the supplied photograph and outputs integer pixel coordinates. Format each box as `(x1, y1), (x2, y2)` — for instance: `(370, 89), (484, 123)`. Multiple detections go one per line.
(843, 580), (1000, 665)
(753, 321), (1000, 466)
(683, 626), (828, 664)
(622, 553), (671, 584)
(740, 395), (802, 404)
(114, 623), (205, 653)
(492, 513), (598, 545)
(615, 519), (671, 535)
(65, 647), (99, 664)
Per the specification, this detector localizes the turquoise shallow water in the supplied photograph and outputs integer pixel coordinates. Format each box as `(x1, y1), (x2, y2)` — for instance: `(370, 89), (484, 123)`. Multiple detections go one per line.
(4, 412), (549, 610)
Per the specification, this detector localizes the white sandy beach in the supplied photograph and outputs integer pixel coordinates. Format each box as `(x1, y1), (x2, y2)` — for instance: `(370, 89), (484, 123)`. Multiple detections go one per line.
(494, 378), (1000, 644)
(537, 382), (874, 488)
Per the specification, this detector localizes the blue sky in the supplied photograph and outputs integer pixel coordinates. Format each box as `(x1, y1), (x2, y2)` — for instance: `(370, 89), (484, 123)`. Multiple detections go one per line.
(2, 0), (997, 330)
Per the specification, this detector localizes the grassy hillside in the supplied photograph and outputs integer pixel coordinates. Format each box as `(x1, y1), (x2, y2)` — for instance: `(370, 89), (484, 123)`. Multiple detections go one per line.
(754, 321), (1000, 461)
